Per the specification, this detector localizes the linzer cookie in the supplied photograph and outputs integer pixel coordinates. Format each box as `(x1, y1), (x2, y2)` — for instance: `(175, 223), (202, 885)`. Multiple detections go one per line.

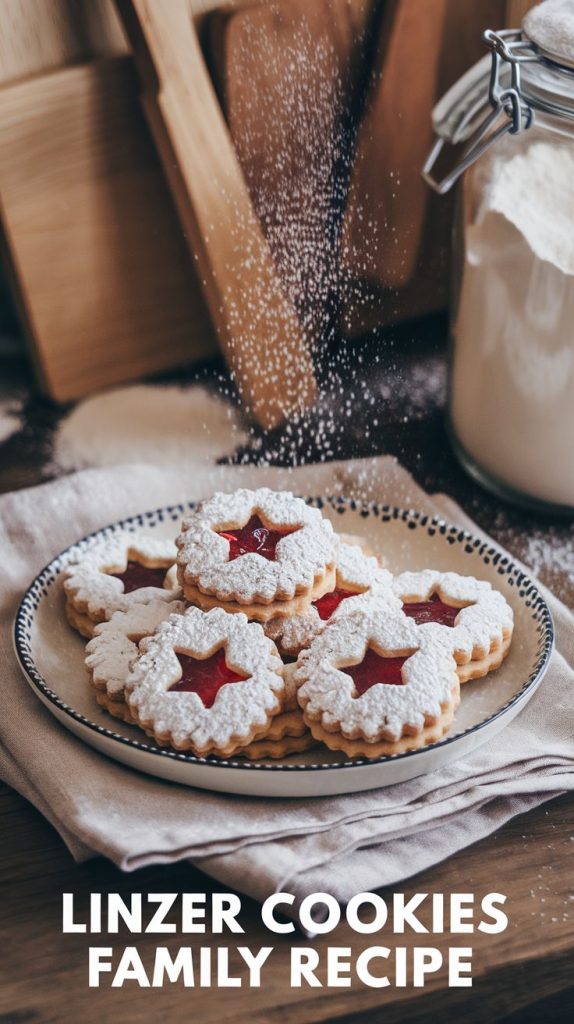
(237, 671), (315, 758)
(239, 729), (317, 759)
(336, 532), (380, 559)
(86, 607), (312, 757)
(176, 489), (337, 620)
(393, 570), (514, 682)
(64, 532), (180, 638)
(295, 598), (460, 759)
(265, 541), (400, 656)
(125, 605), (286, 756)
(182, 572), (336, 623)
(85, 599), (185, 721)
(234, 688), (313, 761)
(237, 661), (315, 758)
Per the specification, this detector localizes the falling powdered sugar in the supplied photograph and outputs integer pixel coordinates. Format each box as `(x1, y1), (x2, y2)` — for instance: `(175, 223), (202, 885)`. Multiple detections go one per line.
(214, 6), (391, 464)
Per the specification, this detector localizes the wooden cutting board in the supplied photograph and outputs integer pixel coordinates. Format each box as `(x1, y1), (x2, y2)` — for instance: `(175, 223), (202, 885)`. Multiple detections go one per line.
(117, 0), (317, 430)
(341, 0), (448, 291)
(0, 0), (127, 84)
(207, 0), (374, 346)
(506, 1), (537, 26)
(341, 0), (506, 333)
(0, 57), (217, 401)
(206, 0), (508, 333)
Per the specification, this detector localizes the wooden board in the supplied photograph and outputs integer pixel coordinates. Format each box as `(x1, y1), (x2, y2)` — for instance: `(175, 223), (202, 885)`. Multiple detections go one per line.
(117, 0), (317, 431)
(0, 0), (127, 84)
(0, 57), (217, 401)
(341, 0), (506, 333)
(207, 0), (507, 334)
(207, 0), (374, 348)
(341, 0), (448, 290)
(506, 1), (537, 27)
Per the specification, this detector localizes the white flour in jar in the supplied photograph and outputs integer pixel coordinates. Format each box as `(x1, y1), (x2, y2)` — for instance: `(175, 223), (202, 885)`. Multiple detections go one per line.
(451, 130), (574, 506)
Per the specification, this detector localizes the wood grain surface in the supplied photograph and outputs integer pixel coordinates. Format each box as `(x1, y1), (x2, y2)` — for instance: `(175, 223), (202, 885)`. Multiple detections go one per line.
(0, 56), (217, 401)
(1, 780), (573, 1023)
(206, 0), (510, 334)
(0, 0), (127, 83)
(208, 0), (374, 344)
(340, 0), (506, 333)
(117, 0), (317, 431)
(506, 1), (537, 28)
(341, 0), (448, 289)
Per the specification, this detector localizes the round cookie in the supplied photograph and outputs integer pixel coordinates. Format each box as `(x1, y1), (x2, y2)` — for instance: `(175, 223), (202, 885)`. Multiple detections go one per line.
(176, 488), (337, 606)
(392, 570), (514, 682)
(85, 599), (186, 720)
(86, 606), (312, 756)
(264, 542), (400, 656)
(182, 566), (336, 623)
(64, 531), (180, 638)
(126, 606), (286, 757)
(234, 654), (314, 757)
(238, 731), (317, 760)
(295, 597), (460, 759)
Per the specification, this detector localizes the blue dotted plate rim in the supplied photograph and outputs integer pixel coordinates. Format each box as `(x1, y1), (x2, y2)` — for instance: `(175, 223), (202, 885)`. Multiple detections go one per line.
(13, 496), (554, 774)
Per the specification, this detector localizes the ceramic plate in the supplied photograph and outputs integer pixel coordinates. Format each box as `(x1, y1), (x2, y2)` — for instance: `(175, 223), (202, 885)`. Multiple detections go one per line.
(14, 498), (553, 798)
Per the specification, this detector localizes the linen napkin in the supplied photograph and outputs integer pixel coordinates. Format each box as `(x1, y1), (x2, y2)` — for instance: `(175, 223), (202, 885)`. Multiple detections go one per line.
(1, 456), (572, 905)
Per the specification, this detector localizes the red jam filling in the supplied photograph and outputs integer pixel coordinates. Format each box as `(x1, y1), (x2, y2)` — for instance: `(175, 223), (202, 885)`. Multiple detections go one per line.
(219, 515), (295, 561)
(402, 593), (460, 628)
(313, 587), (354, 621)
(169, 649), (248, 708)
(343, 647), (408, 696)
(110, 561), (167, 594)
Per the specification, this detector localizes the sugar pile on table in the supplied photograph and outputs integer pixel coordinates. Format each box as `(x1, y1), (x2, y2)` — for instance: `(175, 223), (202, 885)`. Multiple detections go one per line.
(524, 531), (574, 589)
(52, 384), (247, 472)
(0, 396), (23, 444)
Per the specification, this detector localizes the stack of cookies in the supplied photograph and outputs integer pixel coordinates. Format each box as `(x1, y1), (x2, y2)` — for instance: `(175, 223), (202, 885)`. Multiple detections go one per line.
(63, 487), (514, 761)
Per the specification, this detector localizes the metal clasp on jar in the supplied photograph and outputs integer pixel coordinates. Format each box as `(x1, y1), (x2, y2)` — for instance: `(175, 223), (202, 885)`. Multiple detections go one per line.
(423, 29), (538, 195)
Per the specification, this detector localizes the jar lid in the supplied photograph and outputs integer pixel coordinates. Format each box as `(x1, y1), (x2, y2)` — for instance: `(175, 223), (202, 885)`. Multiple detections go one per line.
(523, 0), (574, 70)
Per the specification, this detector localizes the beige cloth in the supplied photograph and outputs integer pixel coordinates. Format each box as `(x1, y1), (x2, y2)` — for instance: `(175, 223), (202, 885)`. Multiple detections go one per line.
(1, 458), (573, 905)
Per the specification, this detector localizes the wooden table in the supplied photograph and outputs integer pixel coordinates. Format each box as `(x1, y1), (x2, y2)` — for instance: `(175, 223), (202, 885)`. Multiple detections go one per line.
(1, 320), (573, 1022)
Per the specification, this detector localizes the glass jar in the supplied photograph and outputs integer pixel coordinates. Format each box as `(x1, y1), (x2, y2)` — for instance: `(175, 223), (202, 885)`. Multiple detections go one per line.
(425, 28), (574, 513)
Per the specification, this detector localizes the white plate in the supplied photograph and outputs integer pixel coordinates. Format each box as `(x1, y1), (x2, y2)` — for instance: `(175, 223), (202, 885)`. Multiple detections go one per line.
(14, 498), (553, 798)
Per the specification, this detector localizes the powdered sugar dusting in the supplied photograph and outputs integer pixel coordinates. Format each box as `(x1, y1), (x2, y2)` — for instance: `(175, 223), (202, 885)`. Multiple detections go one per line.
(126, 606), (285, 753)
(177, 488), (336, 603)
(265, 543), (399, 655)
(207, 8), (392, 464)
(524, 531), (574, 588)
(393, 570), (514, 660)
(0, 396), (23, 444)
(86, 600), (185, 697)
(485, 508), (574, 600)
(296, 599), (459, 743)
(64, 532), (180, 620)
